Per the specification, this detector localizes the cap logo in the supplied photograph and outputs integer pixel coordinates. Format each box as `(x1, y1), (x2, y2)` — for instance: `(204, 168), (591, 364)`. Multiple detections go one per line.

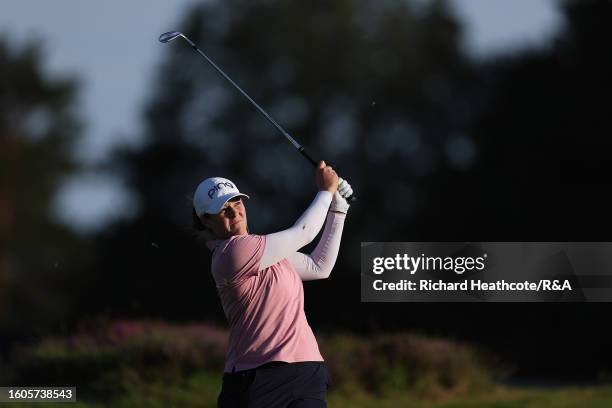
(208, 181), (234, 199)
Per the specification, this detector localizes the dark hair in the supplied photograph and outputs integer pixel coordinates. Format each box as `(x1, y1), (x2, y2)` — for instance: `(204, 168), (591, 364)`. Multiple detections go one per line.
(192, 208), (207, 231)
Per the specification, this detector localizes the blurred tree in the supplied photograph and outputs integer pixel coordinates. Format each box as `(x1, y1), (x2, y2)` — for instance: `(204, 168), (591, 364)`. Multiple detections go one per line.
(464, 0), (612, 378)
(91, 0), (612, 381)
(0, 39), (91, 338)
(473, 0), (612, 239)
(94, 0), (478, 321)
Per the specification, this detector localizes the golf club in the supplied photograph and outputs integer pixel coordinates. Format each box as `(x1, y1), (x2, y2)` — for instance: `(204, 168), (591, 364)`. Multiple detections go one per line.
(159, 31), (356, 202)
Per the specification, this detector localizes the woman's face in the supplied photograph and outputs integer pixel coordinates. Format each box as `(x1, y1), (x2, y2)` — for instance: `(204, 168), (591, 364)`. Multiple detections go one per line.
(203, 196), (248, 238)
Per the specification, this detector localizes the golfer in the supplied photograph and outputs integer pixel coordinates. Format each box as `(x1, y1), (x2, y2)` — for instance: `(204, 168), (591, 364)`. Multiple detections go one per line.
(192, 161), (352, 408)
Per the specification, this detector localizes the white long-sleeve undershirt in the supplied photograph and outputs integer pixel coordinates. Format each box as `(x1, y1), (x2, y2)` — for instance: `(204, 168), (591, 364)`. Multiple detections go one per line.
(286, 212), (346, 280)
(259, 191), (346, 280)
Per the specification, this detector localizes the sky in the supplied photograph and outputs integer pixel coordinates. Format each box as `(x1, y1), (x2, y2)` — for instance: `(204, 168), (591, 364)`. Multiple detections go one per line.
(0, 0), (563, 234)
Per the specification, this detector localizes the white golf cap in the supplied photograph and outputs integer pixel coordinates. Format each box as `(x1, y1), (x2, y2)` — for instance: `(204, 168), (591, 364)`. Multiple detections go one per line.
(193, 177), (250, 217)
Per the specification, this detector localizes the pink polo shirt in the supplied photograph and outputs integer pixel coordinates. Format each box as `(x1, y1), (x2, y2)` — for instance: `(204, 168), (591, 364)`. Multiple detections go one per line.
(207, 234), (324, 373)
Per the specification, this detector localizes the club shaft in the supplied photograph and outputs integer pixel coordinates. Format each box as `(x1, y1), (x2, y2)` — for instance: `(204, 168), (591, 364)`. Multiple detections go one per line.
(178, 34), (356, 201)
(188, 44), (303, 150)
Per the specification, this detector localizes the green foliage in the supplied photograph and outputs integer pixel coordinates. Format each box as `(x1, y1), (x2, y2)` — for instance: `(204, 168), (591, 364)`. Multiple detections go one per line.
(319, 332), (502, 398)
(7, 320), (503, 402)
(7, 320), (226, 400)
(4, 319), (612, 406)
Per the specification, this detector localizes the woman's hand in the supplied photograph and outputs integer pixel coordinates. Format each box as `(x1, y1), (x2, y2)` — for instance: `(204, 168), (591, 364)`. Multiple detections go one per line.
(316, 161), (339, 194)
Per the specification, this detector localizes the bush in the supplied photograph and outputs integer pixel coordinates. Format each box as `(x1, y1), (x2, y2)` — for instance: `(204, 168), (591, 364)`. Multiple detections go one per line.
(319, 332), (505, 398)
(6, 320), (505, 402)
(7, 320), (227, 400)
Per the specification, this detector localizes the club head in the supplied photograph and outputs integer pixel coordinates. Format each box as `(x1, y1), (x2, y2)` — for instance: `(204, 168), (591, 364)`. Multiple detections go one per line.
(159, 31), (183, 43)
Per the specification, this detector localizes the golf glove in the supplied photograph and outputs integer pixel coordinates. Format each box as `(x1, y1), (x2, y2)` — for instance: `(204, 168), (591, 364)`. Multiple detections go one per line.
(330, 191), (350, 214)
(337, 178), (353, 199)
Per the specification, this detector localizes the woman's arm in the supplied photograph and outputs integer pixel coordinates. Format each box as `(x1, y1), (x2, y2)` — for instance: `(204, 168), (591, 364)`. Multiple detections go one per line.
(258, 161), (340, 271)
(287, 210), (346, 280)
(258, 191), (333, 270)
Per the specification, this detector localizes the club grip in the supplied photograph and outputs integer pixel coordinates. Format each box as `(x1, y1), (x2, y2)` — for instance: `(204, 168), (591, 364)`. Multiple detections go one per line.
(299, 146), (357, 202)
(298, 146), (319, 167)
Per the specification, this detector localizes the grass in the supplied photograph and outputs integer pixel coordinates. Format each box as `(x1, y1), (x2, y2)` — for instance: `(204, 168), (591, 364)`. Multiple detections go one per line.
(328, 385), (612, 407)
(4, 376), (612, 407)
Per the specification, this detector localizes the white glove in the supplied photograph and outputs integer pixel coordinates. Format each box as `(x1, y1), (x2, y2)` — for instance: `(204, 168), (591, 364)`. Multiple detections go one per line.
(330, 191), (350, 214)
(337, 178), (353, 199)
